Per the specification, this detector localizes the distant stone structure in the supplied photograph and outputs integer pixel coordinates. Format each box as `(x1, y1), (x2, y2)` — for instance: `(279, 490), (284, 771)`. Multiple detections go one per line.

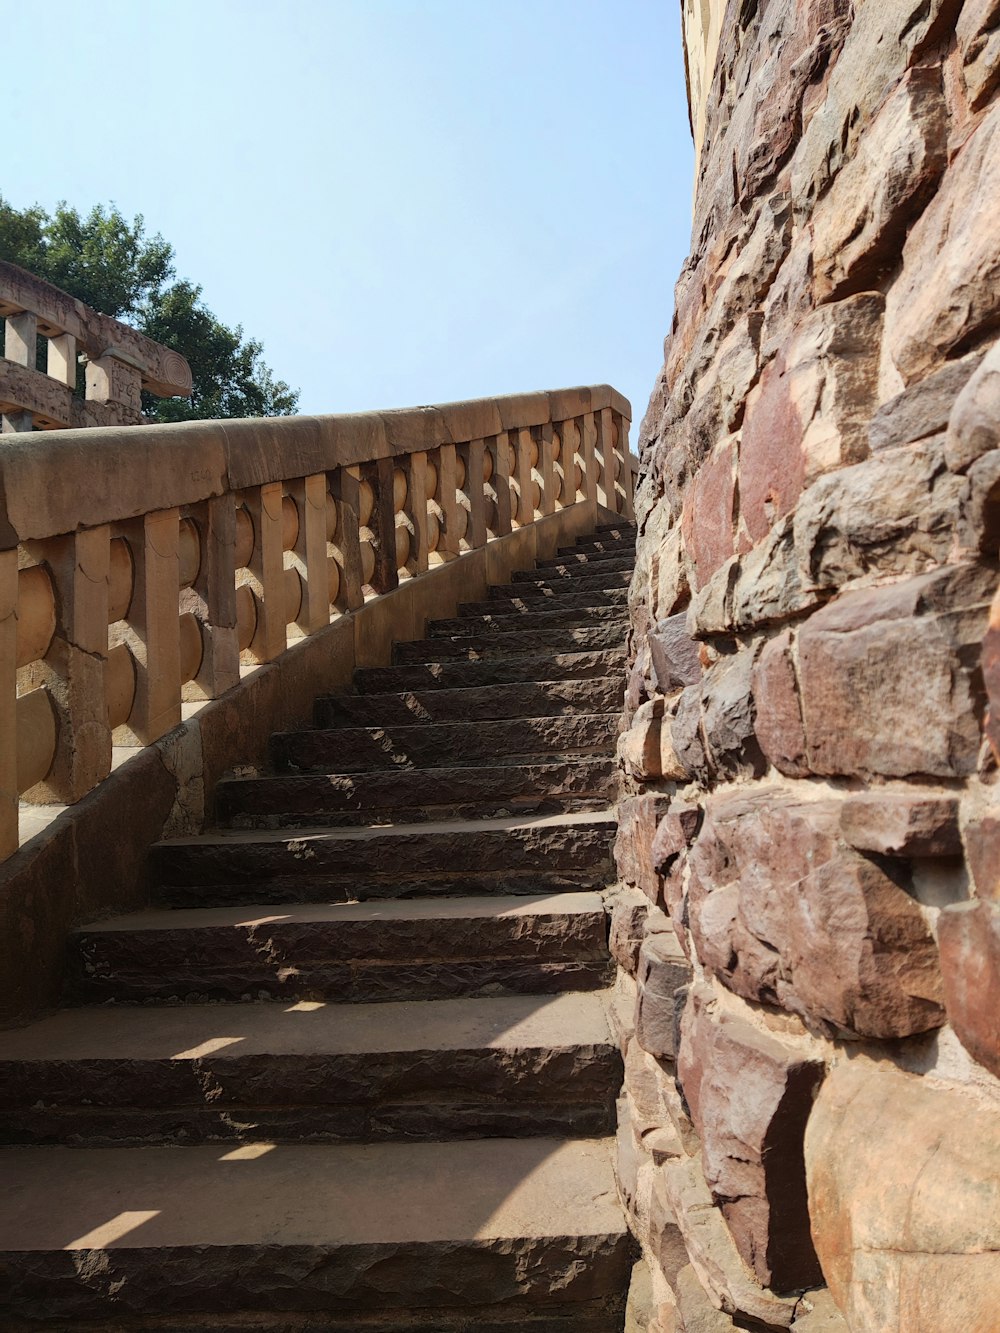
(0, 260), (192, 431)
(615, 0), (1000, 1328)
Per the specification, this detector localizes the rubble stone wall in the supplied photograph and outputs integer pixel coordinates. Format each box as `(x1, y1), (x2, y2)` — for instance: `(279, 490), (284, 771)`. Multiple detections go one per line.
(613, 1), (1000, 1328)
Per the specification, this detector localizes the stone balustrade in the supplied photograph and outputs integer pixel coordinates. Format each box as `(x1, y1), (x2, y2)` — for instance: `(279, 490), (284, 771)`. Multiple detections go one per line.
(0, 260), (193, 432)
(0, 385), (633, 862)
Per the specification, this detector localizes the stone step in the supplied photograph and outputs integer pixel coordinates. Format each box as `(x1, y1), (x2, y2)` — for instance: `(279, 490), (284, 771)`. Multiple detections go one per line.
(479, 587), (630, 611)
(528, 553), (635, 576)
(313, 677), (624, 728)
(69, 893), (612, 1005)
(353, 648), (625, 695)
(557, 537), (635, 557)
(217, 757), (615, 829)
(149, 811), (617, 907)
(393, 623), (624, 664)
(0, 1137), (630, 1328)
(272, 713), (619, 775)
(0, 992), (620, 1147)
(429, 605), (628, 638)
(508, 568), (633, 590)
(517, 559), (634, 586)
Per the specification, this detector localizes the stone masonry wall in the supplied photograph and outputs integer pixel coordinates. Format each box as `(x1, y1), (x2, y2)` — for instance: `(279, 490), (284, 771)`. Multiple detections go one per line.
(613, 1), (1000, 1329)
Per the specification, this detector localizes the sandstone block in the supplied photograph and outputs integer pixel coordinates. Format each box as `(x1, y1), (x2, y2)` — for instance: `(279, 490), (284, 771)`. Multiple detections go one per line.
(649, 1170), (693, 1290)
(661, 1155), (801, 1329)
(619, 698), (665, 783)
(669, 685), (710, 782)
(651, 802), (703, 955)
(812, 66), (947, 302)
(886, 99), (1000, 383)
(791, 565), (993, 779)
(691, 520), (821, 639)
(648, 612), (701, 694)
(610, 889), (653, 976)
(839, 791), (961, 857)
(688, 789), (945, 1038)
(789, 1289), (848, 1331)
(752, 630), (810, 777)
(678, 986), (825, 1293)
(673, 1264), (738, 1333)
(963, 813), (1000, 900)
(792, 436), (966, 592)
(805, 1061), (1000, 1333)
(739, 295), (883, 545)
(681, 439), (737, 589)
(617, 795), (674, 907)
(957, 0), (1000, 110)
(985, 582), (1000, 762)
(944, 340), (1000, 473)
(938, 898), (1000, 1077)
(651, 527), (689, 622)
(870, 350), (984, 452)
(635, 932), (693, 1062)
(700, 648), (766, 779)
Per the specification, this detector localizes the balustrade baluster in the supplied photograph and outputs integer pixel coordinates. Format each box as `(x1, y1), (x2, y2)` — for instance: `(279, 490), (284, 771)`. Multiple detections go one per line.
(329, 466), (364, 611)
(491, 432), (513, 536)
(0, 549), (16, 857)
(181, 495), (239, 701)
(289, 474), (330, 635)
(243, 483), (286, 662)
(366, 457), (399, 593)
(436, 443), (459, 560)
(46, 333), (76, 390)
(581, 412), (599, 502)
(539, 423), (557, 515)
(2, 312), (36, 433)
(613, 411), (635, 518)
(405, 451), (430, 575)
(464, 439), (487, 549)
(597, 406), (617, 511)
(115, 511), (181, 743)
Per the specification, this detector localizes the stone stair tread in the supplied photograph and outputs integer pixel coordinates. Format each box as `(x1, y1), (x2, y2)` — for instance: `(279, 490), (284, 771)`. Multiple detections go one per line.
(74, 890), (608, 935)
(0, 1138), (629, 1322)
(313, 677), (623, 727)
(393, 625), (624, 663)
(353, 649), (625, 694)
(0, 992), (614, 1063)
(158, 807), (616, 848)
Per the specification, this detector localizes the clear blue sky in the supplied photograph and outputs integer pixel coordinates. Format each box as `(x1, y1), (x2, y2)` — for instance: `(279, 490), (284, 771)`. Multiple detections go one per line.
(5, 0), (694, 435)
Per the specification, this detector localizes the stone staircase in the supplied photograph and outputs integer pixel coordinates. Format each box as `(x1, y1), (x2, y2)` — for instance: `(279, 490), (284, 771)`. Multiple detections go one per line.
(0, 523), (637, 1331)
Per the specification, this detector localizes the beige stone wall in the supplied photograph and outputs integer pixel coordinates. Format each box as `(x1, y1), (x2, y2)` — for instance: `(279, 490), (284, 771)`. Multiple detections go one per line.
(616, 1), (1000, 1329)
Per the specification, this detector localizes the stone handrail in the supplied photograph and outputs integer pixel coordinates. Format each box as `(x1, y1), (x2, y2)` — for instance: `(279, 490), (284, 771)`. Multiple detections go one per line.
(0, 260), (193, 432)
(0, 385), (633, 862)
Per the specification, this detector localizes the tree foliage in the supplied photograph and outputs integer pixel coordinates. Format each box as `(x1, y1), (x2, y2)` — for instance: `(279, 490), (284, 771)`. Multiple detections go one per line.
(0, 198), (298, 421)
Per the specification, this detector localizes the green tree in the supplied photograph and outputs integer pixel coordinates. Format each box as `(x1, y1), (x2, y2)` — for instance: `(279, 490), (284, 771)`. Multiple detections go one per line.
(0, 198), (298, 421)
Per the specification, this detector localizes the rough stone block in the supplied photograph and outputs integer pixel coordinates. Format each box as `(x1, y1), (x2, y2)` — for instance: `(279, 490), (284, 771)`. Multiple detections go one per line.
(985, 581), (1000, 763)
(616, 795), (674, 907)
(938, 898), (1000, 1077)
(688, 789), (945, 1038)
(669, 685), (710, 783)
(650, 802), (703, 955)
(619, 698), (665, 783)
(700, 648), (766, 779)
(956, 0), (1000, 109)
(677, 986), (825, 1293)
(805, 1061), (1000, 1333)
(739, 295), (883, 545)
(839, 791), (961, 857)
(635, 932), (693, 1062)
(870, 350), (984, 452)
(610, 889), (652, 976)
(886, 99), (1000, 383)
(945, 340), (1000, 472)
(649, 612), (701, 696)
(811, 66), (947, 302)
(752, 630), (810, 777)
(681, 439), (738, 590)
(963, 812), (1000, 900)
(792, 564), (993, 780)
(661, 1155), (801, 1329)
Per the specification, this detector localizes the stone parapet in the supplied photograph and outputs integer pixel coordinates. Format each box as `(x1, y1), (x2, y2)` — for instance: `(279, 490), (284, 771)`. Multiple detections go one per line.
(614, 0), (1000, 1328)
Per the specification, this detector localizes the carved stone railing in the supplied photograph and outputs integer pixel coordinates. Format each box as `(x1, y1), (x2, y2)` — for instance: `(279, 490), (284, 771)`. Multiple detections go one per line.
(0, 386), (633, 862)
(0, 261), (192, 432)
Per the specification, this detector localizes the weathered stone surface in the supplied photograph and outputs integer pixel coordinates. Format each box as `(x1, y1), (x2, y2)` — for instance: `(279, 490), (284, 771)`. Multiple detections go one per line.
(673, 1264), (737, 1333)
(688, 790), (945, 1038)
(316, 676), (624, 728)
(944, 340), (1000, 473)
(691, 519), (822, 639)
(805, 1061), (1000, 1332)
(616, 795), (674, 906)
(791, 565), (993, 780)
(887, 99), (1000, 383)
(938, 898), (1000, 1077)
(635, 931), (693, 1062)
(650, 802), (703, 954)
(870, 350), (984, 452)
(354, 648), (626, 695)
(956, 0), (1000, 109)
(700, 648), (766, 779)
(681, 439), (737, 589)
(677, 986), (825, 1292)
(793, 437), (967, 591)
(839, 791), (961, 857)
(963, 812), (1000, 899)
(648, 612), (701, 695)
(609, 888), (652, 975)
(669, 686), (709, 782)
(789, 1289), (848, 1331)
(619, 698), (666, 783)
(661, 1155), (801, 1329)
(752, 630), (810, 777)
(739, 295), (883, 545)
(812, 66), (947, 301)
(985, 582), (1000, 762)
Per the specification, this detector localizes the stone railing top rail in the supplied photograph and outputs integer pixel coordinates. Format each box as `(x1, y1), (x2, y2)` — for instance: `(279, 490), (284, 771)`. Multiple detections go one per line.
(0, 384), (630, 549)
(0, 260), (192, 399)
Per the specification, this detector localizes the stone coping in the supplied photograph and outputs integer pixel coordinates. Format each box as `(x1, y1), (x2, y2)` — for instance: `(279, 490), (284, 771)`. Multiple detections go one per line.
(0, 385), (631, 548)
